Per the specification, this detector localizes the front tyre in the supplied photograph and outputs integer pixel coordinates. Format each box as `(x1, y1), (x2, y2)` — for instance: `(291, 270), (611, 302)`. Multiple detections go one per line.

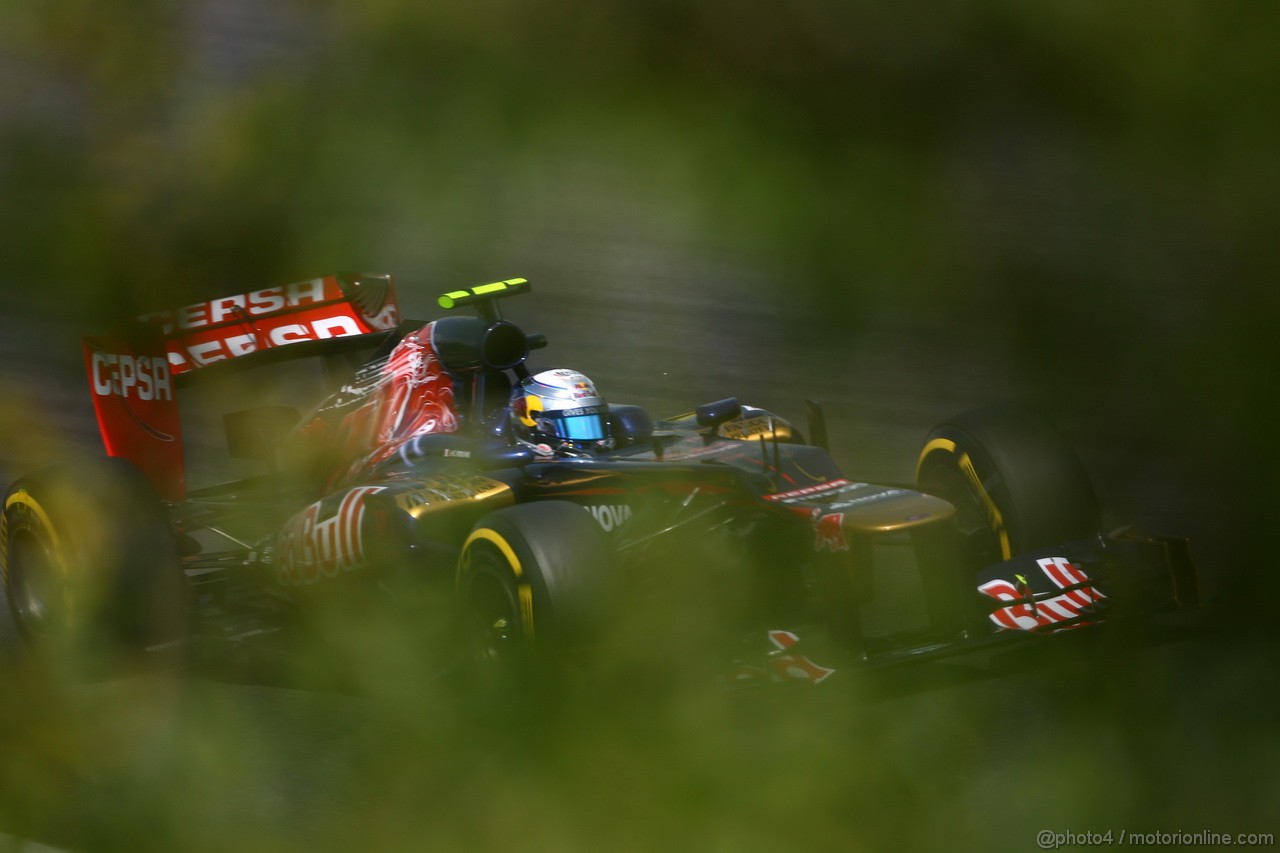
(456, 501), (611, 682)
(916, 405), (1099, 566)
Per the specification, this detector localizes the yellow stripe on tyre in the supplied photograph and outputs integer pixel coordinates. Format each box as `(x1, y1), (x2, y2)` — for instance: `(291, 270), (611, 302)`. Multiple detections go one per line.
(917, 437), (1011, 560)
(915, 438), (956, 480)
(2, 489), (74, 623)
(3, 490), (69, 578)
(460, 527), (535, 640)
(957, 452), (1011, 560)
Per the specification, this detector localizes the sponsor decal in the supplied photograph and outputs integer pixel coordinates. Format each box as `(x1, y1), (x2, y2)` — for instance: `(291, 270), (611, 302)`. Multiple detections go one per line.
(979, 556), (1107, 632)
(553, 405), (606, 418)
(569, 380), (599, 400)
(139, 279), (332, 334)
(393, 475), (509, 517)
(276, 485), (387, 585)
(165, 311), (368, 372)
(90, 353), (173, 402)
(762, 479), (854, 504)
(139, 276), (401, 375)
(82, 338), (186, 497)
(765, 480), (911, 511)
(730, 630), (836, 685)
(586, 503), (633, 532)
(812, 511), (848, 552)
(718, 415), (787, 441)
(825, 488), (911, 511)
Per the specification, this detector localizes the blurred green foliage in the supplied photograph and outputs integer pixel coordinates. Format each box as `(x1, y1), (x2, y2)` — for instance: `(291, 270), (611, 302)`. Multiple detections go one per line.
(4, 1), (1278, 475)
(2, 1), (1279, 849)
(2, 0), (1276, 580)
(5, 1), (1277, 314)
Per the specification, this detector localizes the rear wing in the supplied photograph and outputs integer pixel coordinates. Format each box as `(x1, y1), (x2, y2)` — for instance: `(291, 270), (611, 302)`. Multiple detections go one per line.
(82, 272), (400, 499)
(138, 272), (399, 375)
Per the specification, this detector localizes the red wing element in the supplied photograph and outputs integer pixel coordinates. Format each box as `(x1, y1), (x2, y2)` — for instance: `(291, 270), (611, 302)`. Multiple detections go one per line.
(82, 336), (185, 500)
(137, 272), (400, 376)
(81, 272), (400, 499)
(979, 557), (1107, 633)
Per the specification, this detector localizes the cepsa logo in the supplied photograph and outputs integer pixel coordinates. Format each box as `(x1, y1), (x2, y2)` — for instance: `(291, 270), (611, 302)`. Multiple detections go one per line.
(140, 279), (333, 335)
(168, 313), (365, 370)
(138, 278), (375, 372)
(90, 352), (172, 401)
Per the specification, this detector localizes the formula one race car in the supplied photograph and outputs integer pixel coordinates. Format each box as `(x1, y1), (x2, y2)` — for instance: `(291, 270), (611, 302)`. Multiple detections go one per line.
(0, 275), (1200, 684)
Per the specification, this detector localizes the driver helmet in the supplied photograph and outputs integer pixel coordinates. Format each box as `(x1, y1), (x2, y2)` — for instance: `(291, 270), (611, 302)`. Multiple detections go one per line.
(511, 369), (611, 454)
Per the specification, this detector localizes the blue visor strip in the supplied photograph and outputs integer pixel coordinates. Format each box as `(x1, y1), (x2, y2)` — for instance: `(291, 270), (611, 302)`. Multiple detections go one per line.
(557, 414), (606, 441)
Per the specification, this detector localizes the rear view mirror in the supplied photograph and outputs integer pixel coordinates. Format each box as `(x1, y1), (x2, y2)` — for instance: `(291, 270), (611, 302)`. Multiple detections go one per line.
(695, 397), (742, 428)
(224, 406), (301, 460)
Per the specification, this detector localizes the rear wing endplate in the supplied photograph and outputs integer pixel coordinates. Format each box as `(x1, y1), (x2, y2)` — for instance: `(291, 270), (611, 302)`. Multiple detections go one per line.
(83, 272), (400, 499)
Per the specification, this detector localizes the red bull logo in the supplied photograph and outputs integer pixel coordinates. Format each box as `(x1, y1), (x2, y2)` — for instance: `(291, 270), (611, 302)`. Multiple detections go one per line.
(812, 511), (848, 552)
(979, 556), (1107, 632)
(728, 630), (837, 685)
(276, 485), (388, 585)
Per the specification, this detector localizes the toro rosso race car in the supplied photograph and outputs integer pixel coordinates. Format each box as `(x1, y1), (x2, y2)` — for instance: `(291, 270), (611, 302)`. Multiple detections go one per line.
(0, 275), (1199, 684)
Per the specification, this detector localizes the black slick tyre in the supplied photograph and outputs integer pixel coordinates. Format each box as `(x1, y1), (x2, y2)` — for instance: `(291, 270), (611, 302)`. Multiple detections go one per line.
(456, 501), (610, 683)
(916, 405), (1100, 566)
(1, 457), (186, 668)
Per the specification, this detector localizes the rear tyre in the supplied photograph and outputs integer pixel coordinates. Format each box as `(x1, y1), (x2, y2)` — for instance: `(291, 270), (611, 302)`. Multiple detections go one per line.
(456, 501), (610, 685)
(1, 458), (186, 668)
(916, 405), (1099, 566)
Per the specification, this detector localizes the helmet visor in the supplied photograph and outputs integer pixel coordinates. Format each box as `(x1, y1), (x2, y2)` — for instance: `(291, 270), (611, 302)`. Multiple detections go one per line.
(542, 406), (608, 442)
